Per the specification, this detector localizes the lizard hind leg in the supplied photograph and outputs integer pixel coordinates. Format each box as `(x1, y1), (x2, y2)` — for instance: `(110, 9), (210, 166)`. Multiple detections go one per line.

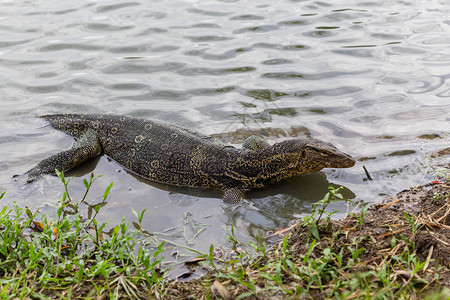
(222, 188), (245, 204)
(26, 129), (102, 182)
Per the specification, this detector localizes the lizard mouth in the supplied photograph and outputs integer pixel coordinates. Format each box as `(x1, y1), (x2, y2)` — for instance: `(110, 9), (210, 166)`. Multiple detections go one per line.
(327, 153), (356, 168)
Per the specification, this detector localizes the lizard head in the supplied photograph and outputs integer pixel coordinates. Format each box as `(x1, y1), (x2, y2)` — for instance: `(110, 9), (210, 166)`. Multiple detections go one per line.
(271, 137), (355, 175)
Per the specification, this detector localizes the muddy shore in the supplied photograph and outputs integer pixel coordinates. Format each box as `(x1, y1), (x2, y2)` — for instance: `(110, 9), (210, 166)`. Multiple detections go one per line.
(167, 180), (450, 299)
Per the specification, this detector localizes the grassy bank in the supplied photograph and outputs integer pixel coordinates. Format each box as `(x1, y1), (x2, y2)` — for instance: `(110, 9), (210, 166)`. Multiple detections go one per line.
(0, 172), (449, 299)
(0, 172), (166, 299)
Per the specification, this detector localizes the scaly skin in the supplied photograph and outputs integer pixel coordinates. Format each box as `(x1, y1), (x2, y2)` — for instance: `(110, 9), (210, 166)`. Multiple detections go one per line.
(26, 114), (355, 203)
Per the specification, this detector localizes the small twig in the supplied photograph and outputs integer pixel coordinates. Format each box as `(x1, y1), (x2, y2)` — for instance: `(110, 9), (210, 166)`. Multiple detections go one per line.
(424, 214), (450, 230)
(420, 276), (437, 293)
(342, 227), (356, 231)
(350, 201), (361, 214)
(431, 234), (450, 246)
(422, 245), (434, 273)
(266, 220), (301, 238)
(380, 199), (400, 209)
(331, 257), (350, 280)
(436, 205), (450, 223)
(429, 203), (449, 219)
(423, 222), (444, 229)
(353, 255), (382, 267)
(369, 234), (377, 244)
(376, 227), (409, 238)
(363, 165), (373, 181)
(382, 242), (403, 266)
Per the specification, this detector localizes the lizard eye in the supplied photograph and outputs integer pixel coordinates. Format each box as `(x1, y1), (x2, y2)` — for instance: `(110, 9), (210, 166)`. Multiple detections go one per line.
(301, 150), (307, 159)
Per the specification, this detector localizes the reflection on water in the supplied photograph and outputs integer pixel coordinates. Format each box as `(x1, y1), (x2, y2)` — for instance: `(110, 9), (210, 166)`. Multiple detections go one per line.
(0, 0), (449, 277)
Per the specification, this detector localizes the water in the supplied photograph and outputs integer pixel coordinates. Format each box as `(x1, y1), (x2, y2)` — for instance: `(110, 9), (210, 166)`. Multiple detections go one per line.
(0, 0), (449, 277)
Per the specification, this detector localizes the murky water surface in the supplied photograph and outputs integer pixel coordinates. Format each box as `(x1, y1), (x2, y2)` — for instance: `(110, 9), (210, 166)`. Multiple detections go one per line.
(0, 0), (449, 277)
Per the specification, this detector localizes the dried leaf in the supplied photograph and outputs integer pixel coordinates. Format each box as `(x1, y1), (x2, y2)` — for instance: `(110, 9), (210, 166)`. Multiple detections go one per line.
(211, 280), (231, 300)
(33, 221), (58, 238)
(33, 221), (45, 231)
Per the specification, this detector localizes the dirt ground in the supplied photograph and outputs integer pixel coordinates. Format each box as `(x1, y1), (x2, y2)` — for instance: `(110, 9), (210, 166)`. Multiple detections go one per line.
(288, 180), (450, 288)
(167, 180), (450, 299)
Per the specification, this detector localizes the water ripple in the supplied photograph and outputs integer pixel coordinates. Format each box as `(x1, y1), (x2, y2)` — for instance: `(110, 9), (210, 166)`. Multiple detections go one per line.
(184, 47), (251, 60)
(261, 59), (294, 65)
(96, 2), (140, 13)
(184, 35), (232, 42)
(262, 71), (366, 80)
(187, 8), (232, 17)
(178, 66), (256, 76)
(230, 14), (265, 21)
(303, 30), (338, 38)
(0, 39), (34, 48)
(38, 43), (104, 52)
(278, 19), (310, 26)
(84, 23), (134, 32)
(233, 25), (279, 34)
(241, 86), (363, 101)
(102, 62), (186, 74)
(108, 44), (178, 53)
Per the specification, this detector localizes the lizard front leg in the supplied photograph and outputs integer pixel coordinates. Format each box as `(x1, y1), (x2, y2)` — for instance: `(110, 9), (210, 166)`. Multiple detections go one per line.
(26, 129), (101, 182)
